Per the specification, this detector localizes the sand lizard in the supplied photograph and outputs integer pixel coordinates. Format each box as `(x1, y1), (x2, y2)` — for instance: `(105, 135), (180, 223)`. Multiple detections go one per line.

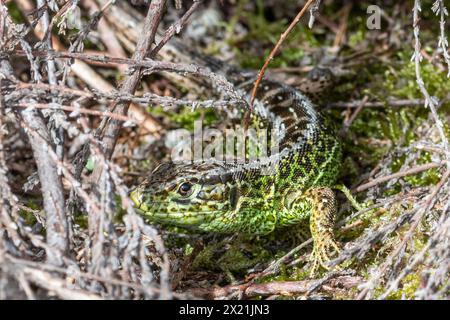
(130, 42), (358, 274)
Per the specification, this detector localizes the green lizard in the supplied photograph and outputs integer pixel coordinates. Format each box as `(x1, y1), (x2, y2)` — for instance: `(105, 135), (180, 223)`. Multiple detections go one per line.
(130, 43), (358, 274)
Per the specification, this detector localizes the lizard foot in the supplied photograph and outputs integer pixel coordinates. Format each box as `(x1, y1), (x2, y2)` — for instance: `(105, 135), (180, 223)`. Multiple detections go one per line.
(309, 236), (341, 276)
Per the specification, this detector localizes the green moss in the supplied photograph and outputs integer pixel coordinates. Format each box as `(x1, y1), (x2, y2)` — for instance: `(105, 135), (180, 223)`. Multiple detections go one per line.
(73, 213), (88, 230)
(348, 28), (366, 47)
(405, 152), (441, 187)
(340, 44), (450, 197)
(6, 2), (25, 24)
(18, 202), (41, 227)
(222, 0), (320, 70)
(385, 273), (421, 300)
(183, 243), (194, 256)
(384, 51), (450, 101)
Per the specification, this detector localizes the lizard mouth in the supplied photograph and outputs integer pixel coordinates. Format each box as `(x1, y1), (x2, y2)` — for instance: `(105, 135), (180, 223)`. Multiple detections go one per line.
(130, 188), (148, 212)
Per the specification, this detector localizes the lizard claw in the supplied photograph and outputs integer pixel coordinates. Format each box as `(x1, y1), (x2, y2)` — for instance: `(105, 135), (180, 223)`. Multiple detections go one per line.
(309, 238), (341, 276)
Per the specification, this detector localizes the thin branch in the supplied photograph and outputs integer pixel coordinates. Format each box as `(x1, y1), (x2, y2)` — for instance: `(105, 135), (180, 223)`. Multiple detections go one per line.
(327, 98), (425, 108)
(432, 0), (450, 76)
(353, 160), (445, 193)
(248, 0), (315, 108)
(413, 0), (450, 164)
(0, 53), (68, 267)
(150, 0), (203, 57)
(13, 102), (134, 122)
(97, 0), (167, 162)
(189, 275), (361, 299)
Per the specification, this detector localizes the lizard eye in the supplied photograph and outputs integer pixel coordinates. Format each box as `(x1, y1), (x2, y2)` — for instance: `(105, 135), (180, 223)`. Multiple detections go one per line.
(178, 182), (193, 197)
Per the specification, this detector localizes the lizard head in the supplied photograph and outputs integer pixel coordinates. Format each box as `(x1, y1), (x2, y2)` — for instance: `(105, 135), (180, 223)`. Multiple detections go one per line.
(130, 161), (237, 229)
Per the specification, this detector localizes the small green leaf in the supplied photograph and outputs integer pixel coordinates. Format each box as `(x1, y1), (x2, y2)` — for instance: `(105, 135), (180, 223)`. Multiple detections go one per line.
(85, 157), (94, 172)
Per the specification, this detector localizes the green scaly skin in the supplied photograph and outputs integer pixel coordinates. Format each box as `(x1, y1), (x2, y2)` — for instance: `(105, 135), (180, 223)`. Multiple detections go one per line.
(131, 45), (351, 274)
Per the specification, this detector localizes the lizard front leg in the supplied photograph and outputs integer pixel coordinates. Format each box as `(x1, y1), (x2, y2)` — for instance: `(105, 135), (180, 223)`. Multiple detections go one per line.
(304, 187), (340, 275)
(283, 187), (340, 275)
